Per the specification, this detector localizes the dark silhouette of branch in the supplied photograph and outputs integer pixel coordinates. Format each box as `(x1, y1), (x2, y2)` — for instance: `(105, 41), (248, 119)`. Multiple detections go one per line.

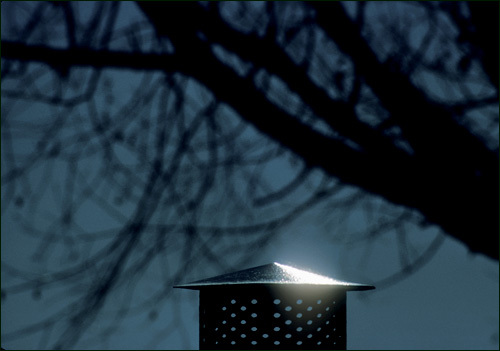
(1, 41), (179, 72)
(3, 5), (497, 261)
(138, 2), (498, 259)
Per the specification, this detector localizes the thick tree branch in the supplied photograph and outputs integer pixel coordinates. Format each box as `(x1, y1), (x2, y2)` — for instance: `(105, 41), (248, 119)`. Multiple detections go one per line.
(467, 2), (499, 90)
(1, 41), (179, 72)
(178, 2), (406, 160)
(310, 3), (497, 166)
(309, 2), (499, 259)
(2, 41), (416, 198)
(137, 6), (443, 219)
(3, 2), (497, 260)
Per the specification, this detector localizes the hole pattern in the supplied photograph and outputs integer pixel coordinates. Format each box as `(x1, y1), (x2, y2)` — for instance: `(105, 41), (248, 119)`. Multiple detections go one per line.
(200, 289), (346, 349)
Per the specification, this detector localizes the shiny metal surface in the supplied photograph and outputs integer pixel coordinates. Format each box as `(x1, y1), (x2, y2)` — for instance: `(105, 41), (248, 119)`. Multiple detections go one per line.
(174, 262), (375, 290)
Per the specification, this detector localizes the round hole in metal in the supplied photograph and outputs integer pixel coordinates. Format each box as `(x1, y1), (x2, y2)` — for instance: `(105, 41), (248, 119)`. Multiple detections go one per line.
(325, 321), (330, 325)
(231, 299), (236, 304)
(307, 306), (313, 311)
(285, 334), (292, 339)
(285, 320), (292, 325)
(274, 313), (281, 318)
(297, 341), (303, 345)
(222, 306), (227, 311)
(241, 306), (247, 311)
(274, 327), (280, 332)
(231, 327), (236, 331)
(251, 341), (257, 345)
(317, 313), (322, 318)
(231, 341), (236, 345)
(285, 305), (292, 311)
(296, 299), (303, 305)
(317, 341), (322, 345)
(262, 334), (269, 339)
(307, 320), (313, 325)
(231, 313), (236, 318)
(297, 327), (303, 332)
(251, 327), (257, 332)
(222, 334), (227, 338)
(307, 334), (313, 339)
(317, 327), (322, 332)
(251, 313), (257, 318)
(222, 320), (227, 324)
(317, 299), (322, 304)
(296, 313), (303, 318)
(326, 335), (330, 339)
(251, 299), (258, 304)
(274, 341), (280, 345)
(274, 299), (281, 305)
(241, 334), (246, 338)
(325, 306), (330, 311)
(241, 320), (246, 324)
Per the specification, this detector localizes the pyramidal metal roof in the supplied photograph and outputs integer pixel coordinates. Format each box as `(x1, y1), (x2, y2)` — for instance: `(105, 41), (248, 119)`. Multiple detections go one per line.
(174, 262), (375, 290)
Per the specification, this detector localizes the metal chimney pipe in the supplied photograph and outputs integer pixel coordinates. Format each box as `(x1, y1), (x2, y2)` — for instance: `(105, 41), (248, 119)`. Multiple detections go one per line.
(175, 262), (374, 350)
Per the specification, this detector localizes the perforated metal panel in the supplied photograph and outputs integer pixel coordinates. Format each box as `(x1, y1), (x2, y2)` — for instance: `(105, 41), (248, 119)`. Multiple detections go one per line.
(199, 285), (346, 350)
(175, 263), (374, 350)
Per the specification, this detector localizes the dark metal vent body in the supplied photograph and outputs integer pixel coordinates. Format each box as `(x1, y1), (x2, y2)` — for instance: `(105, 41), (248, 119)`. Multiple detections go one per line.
(175, 263), (374, 350)
(200, 285), (346, 350)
